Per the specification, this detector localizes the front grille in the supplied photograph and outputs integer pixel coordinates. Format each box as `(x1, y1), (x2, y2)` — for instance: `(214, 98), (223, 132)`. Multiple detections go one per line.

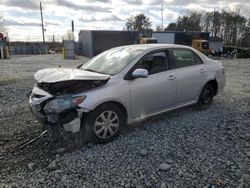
(36, 79), (109, 96)
(37, 82), (51, 93)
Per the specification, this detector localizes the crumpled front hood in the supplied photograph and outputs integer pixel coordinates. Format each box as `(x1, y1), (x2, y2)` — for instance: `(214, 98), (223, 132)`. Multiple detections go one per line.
(34, 68), (110, 83)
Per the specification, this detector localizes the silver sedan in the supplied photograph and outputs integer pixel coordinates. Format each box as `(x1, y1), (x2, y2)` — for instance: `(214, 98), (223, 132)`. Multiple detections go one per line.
(29, 44), (225, 143)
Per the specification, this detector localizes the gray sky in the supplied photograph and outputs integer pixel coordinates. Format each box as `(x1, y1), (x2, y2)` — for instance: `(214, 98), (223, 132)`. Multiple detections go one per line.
(0, 0), (249, 41)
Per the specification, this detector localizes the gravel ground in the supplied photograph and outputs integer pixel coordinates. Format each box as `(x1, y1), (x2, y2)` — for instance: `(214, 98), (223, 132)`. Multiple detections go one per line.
(0, 55), (249, 187)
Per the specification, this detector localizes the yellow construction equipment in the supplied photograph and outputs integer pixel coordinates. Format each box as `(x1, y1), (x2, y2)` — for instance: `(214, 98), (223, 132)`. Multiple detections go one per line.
(192, 39), (212, 55)
(139, 30), (158, 44)
(140, 37), (157, 44)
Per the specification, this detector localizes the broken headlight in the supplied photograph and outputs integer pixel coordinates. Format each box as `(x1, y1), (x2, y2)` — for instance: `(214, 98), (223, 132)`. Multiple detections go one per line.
(43, 96), (86, 113)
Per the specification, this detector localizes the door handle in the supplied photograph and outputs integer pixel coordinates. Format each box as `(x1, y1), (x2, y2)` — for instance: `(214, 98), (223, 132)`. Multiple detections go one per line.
(200, 69), (206, 73)
(167, 75), (176, 80)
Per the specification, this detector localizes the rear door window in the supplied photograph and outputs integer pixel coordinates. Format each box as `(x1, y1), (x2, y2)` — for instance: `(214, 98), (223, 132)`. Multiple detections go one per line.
(194, 53), (203, 64)
(172, 49), (202, 69)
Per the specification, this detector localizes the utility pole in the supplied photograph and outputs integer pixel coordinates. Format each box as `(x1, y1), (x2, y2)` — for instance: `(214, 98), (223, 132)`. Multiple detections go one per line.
(52, 34), (55, 49)
(71, 20), (74, 40)
(161, 5), (164, 31)
(212, 8), (215, 37)
(40, 2), (45, 44)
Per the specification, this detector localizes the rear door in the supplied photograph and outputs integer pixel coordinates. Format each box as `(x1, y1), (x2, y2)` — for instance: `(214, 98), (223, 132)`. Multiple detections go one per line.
(171, 48), (208, 104)
(128, 50), (177, 119)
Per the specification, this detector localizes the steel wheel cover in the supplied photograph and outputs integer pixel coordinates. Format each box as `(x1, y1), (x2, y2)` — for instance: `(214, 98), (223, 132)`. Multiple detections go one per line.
(94, 111), (119, 139)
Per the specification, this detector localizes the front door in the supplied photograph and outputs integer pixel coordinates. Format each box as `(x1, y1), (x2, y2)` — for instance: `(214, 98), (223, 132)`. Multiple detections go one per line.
(129, 50), (177, 119)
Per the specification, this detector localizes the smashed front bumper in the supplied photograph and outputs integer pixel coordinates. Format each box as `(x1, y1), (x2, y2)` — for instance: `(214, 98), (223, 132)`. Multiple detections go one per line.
(28, 87), (89, 133)
(29, 102), (47, 123)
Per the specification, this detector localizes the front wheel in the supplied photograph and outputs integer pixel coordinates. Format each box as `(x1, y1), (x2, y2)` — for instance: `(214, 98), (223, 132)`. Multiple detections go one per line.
(84, 103), (125, 143)
(196, 83), (214, 110)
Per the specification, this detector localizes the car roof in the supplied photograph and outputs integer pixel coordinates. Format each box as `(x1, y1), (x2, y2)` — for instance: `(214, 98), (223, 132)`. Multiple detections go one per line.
(114, 44), (194, 52)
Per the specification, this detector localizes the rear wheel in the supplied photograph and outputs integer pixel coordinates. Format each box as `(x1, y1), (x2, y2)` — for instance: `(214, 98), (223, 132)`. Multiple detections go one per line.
(196, 83), (214, 110)
(84, 103), (125, 143)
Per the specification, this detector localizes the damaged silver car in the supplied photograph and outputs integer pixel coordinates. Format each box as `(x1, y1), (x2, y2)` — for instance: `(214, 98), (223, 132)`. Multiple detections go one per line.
(28, 44), (225, 143)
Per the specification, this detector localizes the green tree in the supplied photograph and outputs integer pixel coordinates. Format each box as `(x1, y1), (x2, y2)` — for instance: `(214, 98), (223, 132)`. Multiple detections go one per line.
(126, 14), (152, 31)
(164, 22), (177, 31)
(176, 12), (202, 31)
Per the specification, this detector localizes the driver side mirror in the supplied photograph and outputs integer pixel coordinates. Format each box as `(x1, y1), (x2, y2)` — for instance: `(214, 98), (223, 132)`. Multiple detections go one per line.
(132, 68), (148, 79)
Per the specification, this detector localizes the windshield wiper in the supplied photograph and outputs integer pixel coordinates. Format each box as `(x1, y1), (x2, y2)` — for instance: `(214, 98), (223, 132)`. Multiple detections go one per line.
(76, 64), (83, 69)
(84, 68), (99, 73)
(84, 69), (108, 75)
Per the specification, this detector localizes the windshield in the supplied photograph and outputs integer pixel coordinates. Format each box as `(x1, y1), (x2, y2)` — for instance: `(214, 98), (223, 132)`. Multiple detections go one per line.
(81, 47), (141, 75)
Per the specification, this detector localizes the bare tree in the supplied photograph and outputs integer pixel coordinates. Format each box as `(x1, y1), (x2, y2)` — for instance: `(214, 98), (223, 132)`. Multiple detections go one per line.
(201, 11), (222, 36)
(202, 9), (249, 46)
(162, 9), (249, 47)
(155, 25), (162, 32)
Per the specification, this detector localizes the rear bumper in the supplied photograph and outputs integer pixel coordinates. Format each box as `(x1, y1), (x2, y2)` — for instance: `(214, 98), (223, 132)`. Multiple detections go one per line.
(217, 68), (226, 93)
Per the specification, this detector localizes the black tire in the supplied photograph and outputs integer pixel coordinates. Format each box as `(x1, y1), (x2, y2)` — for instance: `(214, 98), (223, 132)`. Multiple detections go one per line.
(196, 83), (214, 110)
(84, 103), (125, 144)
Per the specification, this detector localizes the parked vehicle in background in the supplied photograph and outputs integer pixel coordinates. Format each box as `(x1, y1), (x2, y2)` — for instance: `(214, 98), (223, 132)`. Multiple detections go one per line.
(192, 39), (212, 55)
(139, 30), (158, 44)
(152, 32), (213, 55)
(140, 37), (158, 44)
(223, 49), (238, 58)
(0, 32), (10, 59)
(28, 44), (225, 144)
